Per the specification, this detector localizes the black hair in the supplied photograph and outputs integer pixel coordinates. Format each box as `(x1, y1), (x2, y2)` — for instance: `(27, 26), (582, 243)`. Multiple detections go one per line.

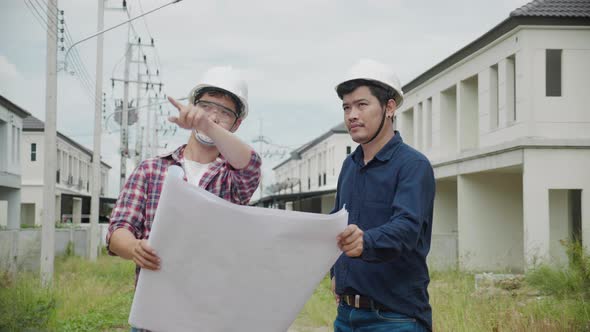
(336, 79), (396, 108)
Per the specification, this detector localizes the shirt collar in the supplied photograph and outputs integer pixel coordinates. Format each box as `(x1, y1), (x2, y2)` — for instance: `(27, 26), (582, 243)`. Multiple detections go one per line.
(157, 144), (226, 165)
(351, 131), (404, 165)
(157, 144), (186, 163)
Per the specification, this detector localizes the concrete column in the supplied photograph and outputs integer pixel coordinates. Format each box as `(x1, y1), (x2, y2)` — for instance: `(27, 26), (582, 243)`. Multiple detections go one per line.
(523, 162), (550, 268)
(458, 76), (479, 152)
(441, 86), (457, 156)
(430, 94), (442, 160)
(498, 57), (516, 127)
(414, 102), (423, 150)
(7, 189), (21, 229)
(583, 189), (590, 252)
(72, 197), (82, 224)
(55, 194), (61, 223)
(0, 201), (6, 228)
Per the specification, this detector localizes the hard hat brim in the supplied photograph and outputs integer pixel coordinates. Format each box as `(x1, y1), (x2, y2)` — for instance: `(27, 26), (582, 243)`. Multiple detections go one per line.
(189, 84), (249, 120)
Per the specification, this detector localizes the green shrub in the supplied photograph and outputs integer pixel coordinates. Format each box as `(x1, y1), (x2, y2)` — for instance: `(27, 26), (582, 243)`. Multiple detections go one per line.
(526, 241), (590, 299)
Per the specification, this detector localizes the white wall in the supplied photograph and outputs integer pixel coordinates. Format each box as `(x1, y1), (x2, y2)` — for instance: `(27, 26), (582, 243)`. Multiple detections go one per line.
(0, 105), (24, 177)
(527, 28), (590, 139)
(21, 131), (110, 195)
(458, 171), (524, 272)
(523, 149), (590, 267)
(398, 26), (590, 164)
(273, 132), (357, 194)
(399, 28), (526, 162)
(21, 132), (44, 186)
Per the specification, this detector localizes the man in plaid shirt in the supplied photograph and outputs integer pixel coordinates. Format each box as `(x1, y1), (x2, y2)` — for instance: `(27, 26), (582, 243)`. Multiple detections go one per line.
(107, 66), (261, 281)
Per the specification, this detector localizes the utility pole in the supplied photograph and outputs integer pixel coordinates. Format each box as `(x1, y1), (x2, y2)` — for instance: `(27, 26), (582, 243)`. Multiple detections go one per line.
(252, 118), (267, 200)
(89, 0), (105, 262)
(134, 42), (142, 166)
(154, 107), (160, 156)
(136, 125), (144, 163)
(116, 38), (159, 182)
(146, 94), (153, 158)
(120, 38), (131, 190)
(40, 0), (58, 287)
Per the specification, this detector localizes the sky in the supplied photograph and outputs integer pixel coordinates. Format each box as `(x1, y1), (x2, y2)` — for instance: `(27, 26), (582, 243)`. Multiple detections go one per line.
(0, 0), (531, 198)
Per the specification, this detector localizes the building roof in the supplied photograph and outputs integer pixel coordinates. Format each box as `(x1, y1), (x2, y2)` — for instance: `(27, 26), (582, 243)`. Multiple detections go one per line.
(0, 94), (32, 118)
(272, 122), (348, 170)
(403, 0), (590, 93)
(274, 0), (590, 173)
(511, 0), (590, 17)
(22, 115), (112, 169)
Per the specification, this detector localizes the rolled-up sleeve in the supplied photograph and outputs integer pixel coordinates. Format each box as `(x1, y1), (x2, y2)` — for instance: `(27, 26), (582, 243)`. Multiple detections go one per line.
(106, 161), (148, 255)
(228, 150), (262, 205)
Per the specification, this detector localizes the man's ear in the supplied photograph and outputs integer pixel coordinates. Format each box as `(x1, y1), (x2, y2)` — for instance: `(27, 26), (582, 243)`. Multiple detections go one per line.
(386, 99), (397, 119)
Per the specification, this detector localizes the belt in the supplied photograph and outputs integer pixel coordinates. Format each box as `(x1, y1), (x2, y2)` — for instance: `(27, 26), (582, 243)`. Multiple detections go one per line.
(340, 294), (391, 311)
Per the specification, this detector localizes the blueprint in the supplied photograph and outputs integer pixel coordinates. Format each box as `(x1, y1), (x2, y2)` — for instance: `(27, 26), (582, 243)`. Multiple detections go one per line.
(129, 165), (348, 332)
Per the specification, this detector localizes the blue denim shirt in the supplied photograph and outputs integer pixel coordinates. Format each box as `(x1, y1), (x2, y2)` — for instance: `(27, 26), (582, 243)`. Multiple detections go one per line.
(331, 131), (435, 330)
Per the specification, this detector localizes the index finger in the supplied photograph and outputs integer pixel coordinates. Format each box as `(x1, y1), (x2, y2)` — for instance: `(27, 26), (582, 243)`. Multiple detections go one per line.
(167, 96), (185, 111)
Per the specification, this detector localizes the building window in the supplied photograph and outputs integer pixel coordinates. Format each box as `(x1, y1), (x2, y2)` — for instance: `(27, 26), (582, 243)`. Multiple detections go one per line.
(323, 172), (326, 185)
(30, 143), (37, 161)
(546, 49), (562, 97)
(308, 177), (311, 190)
(346, 146), (351, 155)
(318, 175), (321, 187)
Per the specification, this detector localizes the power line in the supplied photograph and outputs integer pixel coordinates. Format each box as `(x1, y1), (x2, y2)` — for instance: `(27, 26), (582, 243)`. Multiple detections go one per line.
(136, 0), (164, 80)
(26, 0), (110, 116)
(23, 0), (58, 39)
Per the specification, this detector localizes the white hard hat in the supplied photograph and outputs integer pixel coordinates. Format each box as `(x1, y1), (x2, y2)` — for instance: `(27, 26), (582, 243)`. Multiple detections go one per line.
(189, 66), (249, 120)
(335, 59), (404, 108)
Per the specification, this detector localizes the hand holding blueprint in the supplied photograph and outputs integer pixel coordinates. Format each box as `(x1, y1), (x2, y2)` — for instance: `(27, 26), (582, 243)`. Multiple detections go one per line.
(129, 165), (348, 332)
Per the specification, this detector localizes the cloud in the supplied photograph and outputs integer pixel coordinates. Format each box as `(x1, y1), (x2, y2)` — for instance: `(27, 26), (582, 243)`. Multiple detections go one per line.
(0, 55), (19, 79)
(1, 0), (532, 195)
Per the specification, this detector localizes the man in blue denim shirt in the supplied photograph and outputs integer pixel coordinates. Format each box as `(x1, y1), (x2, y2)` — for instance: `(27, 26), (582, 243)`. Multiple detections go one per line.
(331, 59), (435, 331)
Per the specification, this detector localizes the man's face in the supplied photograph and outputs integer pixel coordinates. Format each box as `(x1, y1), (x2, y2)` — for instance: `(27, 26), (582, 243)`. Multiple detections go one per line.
(342, 86), (391, 143)
(197, 93), (242, 131)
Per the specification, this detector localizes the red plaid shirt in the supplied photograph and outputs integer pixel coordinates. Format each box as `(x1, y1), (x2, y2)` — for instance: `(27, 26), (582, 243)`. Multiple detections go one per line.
(106, 144), (261, 261)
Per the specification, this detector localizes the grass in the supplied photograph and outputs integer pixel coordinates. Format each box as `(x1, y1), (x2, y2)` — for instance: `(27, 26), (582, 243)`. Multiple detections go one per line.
(291, 276), (336, 331)
(0, 254), (135, 331)
(1, 245), (590, 331)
